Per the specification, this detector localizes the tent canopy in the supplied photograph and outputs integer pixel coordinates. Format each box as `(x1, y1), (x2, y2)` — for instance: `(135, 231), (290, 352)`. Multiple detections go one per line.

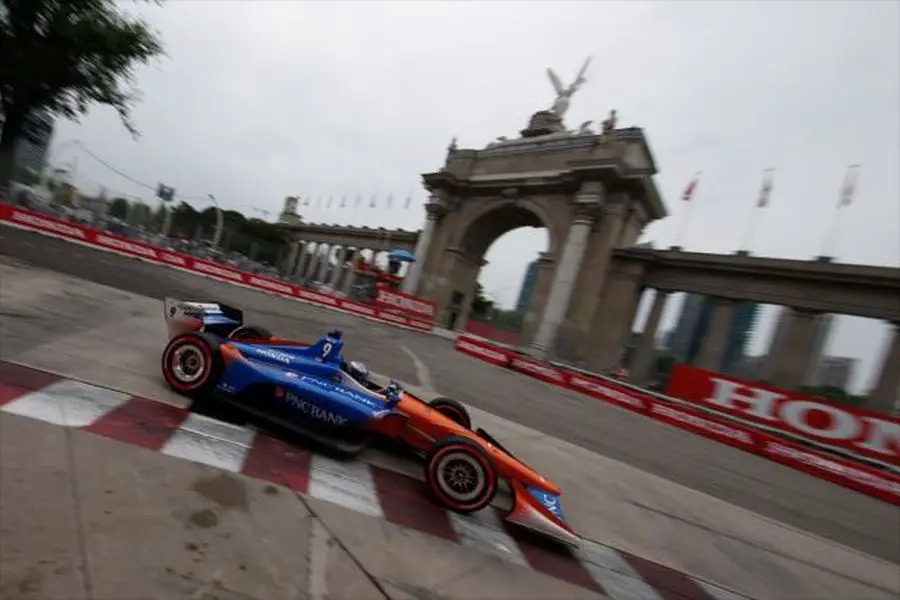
(388, 249), (416, 262)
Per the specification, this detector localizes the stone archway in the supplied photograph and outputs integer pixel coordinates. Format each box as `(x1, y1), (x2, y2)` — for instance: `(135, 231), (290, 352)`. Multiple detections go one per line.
(427, 198), (564, 334)
(404, 111), (668, 361)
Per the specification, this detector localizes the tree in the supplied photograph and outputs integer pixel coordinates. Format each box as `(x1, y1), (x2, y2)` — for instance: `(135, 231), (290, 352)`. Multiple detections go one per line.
(108, 197), (129, 219)
(470, 282), (493, 316)
(0, 0), (166, 187)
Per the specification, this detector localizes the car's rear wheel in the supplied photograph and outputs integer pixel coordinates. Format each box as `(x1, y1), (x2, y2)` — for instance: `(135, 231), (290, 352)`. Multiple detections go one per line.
(428, 397), (471, 429)
(425, 436), (497, 513)
(229, 325), (273, 341)
(162, 332), (222, 396)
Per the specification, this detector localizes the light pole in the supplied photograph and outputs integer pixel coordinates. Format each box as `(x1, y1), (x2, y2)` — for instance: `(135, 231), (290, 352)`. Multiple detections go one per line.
(208, 193), (224, 248)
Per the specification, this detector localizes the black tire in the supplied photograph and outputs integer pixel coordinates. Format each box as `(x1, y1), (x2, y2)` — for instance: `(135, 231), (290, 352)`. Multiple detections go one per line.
(228, 325), (273, 341)
(424, 436), (498, 513)
(161, 332), (223, 397)
(429, 397), (471, 429)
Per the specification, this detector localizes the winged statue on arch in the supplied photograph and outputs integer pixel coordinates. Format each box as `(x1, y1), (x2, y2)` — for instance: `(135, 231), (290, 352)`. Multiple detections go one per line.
(546, 56), (592, 119)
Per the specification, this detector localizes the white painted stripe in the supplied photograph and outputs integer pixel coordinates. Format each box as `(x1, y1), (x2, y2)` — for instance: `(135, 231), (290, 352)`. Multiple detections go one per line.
(448, 509), (528, 567)
(161, 413), (257, 472)
(308, 454), (384, 518)
(1, 379), (130, 427)
(695, 580), (753, 600)
(576, 541), (665, 600)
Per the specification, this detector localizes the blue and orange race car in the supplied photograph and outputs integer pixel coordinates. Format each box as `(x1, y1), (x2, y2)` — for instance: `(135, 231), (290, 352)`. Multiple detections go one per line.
(161, 297), (579, 547)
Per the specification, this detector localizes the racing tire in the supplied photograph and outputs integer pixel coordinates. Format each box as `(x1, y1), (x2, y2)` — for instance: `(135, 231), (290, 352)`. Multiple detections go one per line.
(228, 325), (273, 341)
(424, 436), (498, 513)
(428, 397), (471, 429)
(161, 332), (223, 397)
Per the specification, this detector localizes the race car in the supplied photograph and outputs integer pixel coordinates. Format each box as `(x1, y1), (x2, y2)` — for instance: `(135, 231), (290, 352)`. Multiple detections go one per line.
(161, 297), (579, 547)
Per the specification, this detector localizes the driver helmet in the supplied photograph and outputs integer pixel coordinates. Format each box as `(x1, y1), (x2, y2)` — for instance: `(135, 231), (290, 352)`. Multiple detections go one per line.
(348, 360), (369, 381)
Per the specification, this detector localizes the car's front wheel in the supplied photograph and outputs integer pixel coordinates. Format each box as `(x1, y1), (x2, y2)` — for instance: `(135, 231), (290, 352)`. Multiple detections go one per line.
(428, 397), (471, 429)
(228, 325), (273, 341)
(161, 332), (223, 396)
(424, 436), (498, 513)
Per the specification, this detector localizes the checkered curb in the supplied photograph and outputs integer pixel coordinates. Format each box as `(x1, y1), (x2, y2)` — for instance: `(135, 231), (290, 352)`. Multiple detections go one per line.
(0, 360), (752, 600)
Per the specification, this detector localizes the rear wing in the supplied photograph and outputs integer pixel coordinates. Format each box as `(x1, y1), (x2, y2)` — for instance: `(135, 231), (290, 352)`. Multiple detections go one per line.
(163, 297), (244, 339)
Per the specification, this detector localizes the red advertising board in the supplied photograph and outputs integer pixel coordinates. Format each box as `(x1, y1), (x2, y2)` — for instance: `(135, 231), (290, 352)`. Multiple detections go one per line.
(0, 204), (435, 333)
(373, 283), (437, 322)
(666, 364), (900, 467)
(451, 334), (900, 506)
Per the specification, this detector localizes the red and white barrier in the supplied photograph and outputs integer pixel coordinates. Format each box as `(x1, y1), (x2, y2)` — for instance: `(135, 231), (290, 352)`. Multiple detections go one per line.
(454, 334), (900, 506)
(0, 204), (435, 333)
(666, 364), (900, 468)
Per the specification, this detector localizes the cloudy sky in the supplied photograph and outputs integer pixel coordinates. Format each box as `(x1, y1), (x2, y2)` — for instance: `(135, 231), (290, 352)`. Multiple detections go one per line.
(52, 1), (898, 393)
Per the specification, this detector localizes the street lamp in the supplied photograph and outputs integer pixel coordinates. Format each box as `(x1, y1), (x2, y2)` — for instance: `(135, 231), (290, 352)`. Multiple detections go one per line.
(208, 193), (224, 248)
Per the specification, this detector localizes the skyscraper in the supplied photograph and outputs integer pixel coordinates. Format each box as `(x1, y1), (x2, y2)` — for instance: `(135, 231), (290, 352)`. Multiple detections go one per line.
(763, 308), (834, 383)
(669, 294), (761, 372)
(514, 258), (540, 314)
(668, 293), (709, 363)
(721, 301), (761, 374)
(1, 109), (55, 177)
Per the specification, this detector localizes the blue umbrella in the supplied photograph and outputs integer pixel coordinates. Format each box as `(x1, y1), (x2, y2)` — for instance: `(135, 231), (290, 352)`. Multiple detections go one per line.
(388, 249), (416, 262)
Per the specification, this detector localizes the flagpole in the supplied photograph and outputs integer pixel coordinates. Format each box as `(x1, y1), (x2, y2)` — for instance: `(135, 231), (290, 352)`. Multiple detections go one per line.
(675, 171), (701, 248)
(739, 168), (775, 254)
(739, 206), (761, 252)
(819, 164), (861, 259)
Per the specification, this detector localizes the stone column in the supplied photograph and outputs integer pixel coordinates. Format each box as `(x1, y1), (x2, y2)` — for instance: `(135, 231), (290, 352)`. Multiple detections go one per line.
(285, 240), (301, 276)
(329, 246), (345, 289)
(568, 198), (625, 335)
(304, 244), (320, 280)
(316, 245), (331, 283)
(530, 203), (599, 358)
(402, 202), (441, 296)
(631, 290), (670, 383)
(583, 266), (644, 372)
(696, 297), (736, 372)
(342, 248), (358, 296)
(292, 242), (307, 278)
(770, 308), (820, 389)
(868, 323), (900, 414)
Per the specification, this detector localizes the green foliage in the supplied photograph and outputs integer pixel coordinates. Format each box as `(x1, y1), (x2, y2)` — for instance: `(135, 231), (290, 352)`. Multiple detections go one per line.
(470, 282), (493, 316)
(0, 0), (166, 185)
(108, 197), (128, 219)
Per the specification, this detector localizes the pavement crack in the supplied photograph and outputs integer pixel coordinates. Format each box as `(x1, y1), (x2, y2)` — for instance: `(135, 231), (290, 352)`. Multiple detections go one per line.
(292, 491), (393, 600)
(63, 426), (96, 600)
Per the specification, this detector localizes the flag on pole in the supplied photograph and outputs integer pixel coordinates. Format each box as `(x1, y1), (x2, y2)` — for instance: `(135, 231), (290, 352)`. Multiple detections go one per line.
(369, 194), (376, 208)
(340, 195), (347, 208)
(385, 194), (393, 209)
(838, 164), (861, 207)
(682, 172), (702, 202)
(756, 169), (775, 208)
(355, 194), (361, 208)
(303, 197), (310, 206)
(327, 196), (333, 209)
(404, 196), (412, 209)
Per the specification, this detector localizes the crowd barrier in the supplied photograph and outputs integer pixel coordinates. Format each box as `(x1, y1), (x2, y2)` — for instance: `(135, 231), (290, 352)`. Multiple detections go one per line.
(0, 204), (436, 332)
(454, 334), (900, 506)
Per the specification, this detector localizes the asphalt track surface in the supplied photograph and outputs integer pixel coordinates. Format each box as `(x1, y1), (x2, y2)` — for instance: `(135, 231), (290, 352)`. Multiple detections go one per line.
(2, 225), (899, 565)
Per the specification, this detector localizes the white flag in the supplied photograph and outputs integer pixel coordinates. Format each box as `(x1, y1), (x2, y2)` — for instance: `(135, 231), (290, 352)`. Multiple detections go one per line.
(756, 169), (775, 208)
(838, 164), (861, 207)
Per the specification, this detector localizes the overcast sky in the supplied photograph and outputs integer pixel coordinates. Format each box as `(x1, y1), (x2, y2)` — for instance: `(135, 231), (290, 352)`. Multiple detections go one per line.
(52, 1), (898, 393)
